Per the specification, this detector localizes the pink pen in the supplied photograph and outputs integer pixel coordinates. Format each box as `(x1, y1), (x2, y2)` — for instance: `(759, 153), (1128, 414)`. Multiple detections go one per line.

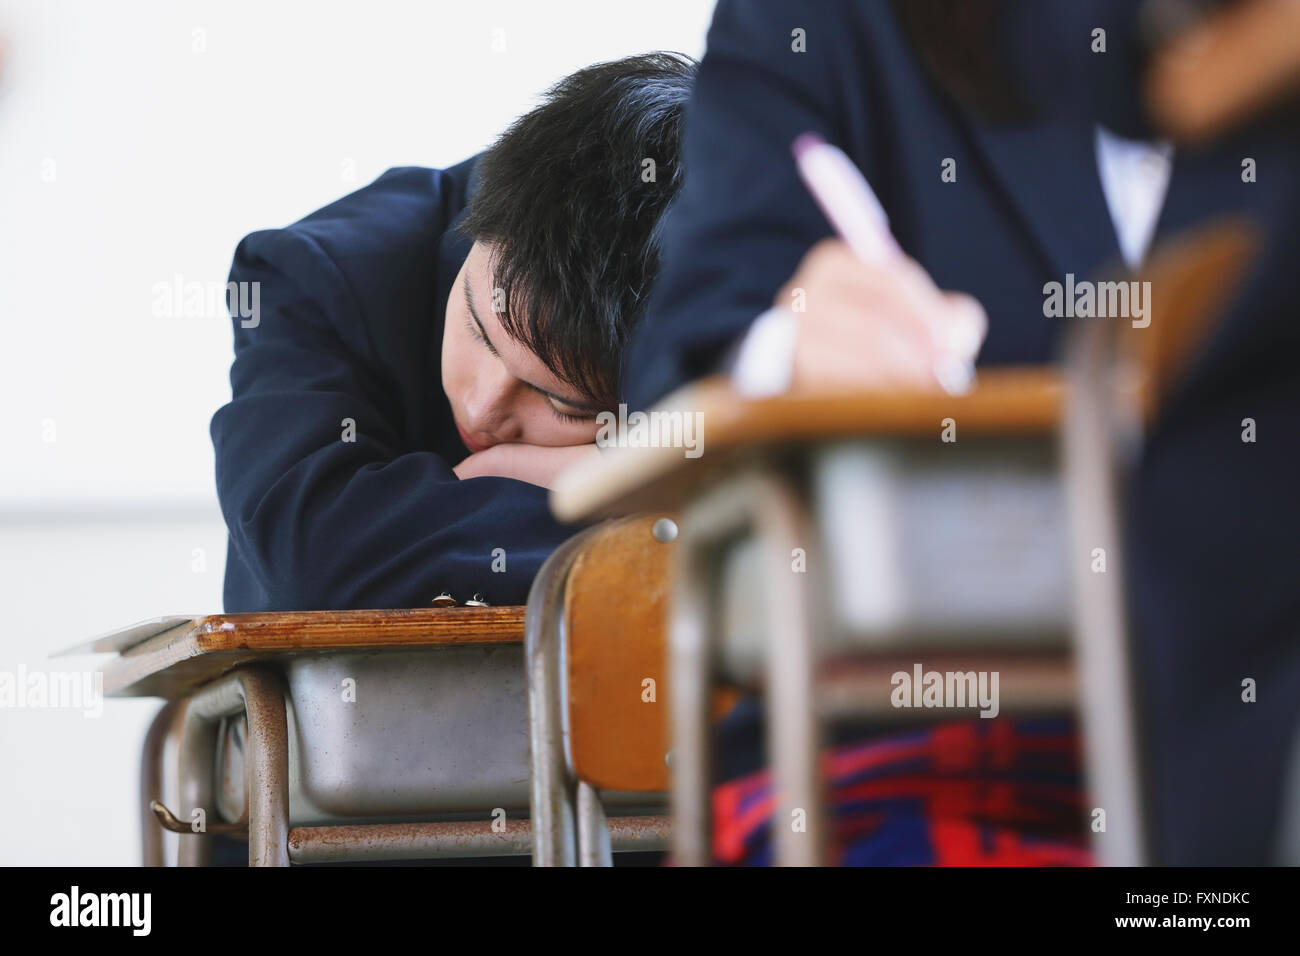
(792, 132), (976, 395)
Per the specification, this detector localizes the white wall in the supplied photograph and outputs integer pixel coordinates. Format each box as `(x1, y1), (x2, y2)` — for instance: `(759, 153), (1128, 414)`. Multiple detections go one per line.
(0, 0), (713, 865)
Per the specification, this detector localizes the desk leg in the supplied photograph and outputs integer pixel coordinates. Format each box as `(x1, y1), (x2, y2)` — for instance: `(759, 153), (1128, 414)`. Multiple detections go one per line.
(177, 667), (290, 867)
(176, 695), (215, 868)
(240, 668), (290, 867)
(672, 473), (826, 866)
(753, 477), (826, 867)
(1065, 322), (1148, 866)
(669, 514), (714, 867)
(140, 699), (183, 866)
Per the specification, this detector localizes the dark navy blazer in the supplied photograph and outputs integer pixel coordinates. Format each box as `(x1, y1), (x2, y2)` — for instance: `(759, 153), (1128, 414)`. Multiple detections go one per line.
(212, 156), (577, 613)
(624, 0), (1300, 864)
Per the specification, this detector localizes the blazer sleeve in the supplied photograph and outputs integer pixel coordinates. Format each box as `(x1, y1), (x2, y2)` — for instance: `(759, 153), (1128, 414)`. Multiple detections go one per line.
(622, 0), (855, 410)
(210, 226), (573, 611)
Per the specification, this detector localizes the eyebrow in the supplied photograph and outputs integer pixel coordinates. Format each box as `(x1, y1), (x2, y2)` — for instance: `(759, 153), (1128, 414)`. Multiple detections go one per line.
(464, 276), (602, 413)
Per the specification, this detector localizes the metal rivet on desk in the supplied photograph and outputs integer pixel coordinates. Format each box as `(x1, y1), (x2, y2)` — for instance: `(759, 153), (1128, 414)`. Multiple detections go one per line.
(652, 517), (678, 543)
(431, 592), (456, 607)
(463, 594), (490, 607)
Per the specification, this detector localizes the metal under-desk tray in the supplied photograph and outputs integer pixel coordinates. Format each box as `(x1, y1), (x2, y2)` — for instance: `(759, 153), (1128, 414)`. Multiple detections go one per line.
(717, 438), (1073, 676)
(214, 645), (659, 827)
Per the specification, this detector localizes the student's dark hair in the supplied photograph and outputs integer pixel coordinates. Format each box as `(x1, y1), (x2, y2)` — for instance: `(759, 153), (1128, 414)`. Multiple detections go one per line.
(459, 51), (696, 409)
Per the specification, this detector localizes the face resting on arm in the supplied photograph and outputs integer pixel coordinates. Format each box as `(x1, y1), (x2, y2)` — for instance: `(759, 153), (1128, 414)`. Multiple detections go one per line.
(446, 51), (697, 488)
(441, 241), (605, 487)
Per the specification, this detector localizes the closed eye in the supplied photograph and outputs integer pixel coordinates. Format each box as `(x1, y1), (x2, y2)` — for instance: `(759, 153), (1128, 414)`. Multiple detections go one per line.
(464, 303), (499, 358)
(465, 273), (600, 424)
(463, 274), (502, 354)
(549, 403), (593, 425)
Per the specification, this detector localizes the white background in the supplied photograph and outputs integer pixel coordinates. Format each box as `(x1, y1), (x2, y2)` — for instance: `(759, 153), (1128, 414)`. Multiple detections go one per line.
(0, 0), (713, 865)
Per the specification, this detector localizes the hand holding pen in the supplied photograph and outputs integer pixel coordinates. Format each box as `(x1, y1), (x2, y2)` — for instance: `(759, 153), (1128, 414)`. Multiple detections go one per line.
(735, 134), (986, 397)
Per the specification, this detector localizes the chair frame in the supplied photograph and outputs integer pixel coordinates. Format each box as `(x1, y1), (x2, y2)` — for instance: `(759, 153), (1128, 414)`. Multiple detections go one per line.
(526, 521), (673, 866)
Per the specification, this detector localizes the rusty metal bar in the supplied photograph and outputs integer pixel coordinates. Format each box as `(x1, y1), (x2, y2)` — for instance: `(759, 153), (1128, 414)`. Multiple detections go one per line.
(140, 698), (183, 867)
(606, 814), (671, 852)
(150, 799), (247, 835)
(176, 667), (289, 867)
(289, 820), (531, 862)
(286, 815), (671, 864)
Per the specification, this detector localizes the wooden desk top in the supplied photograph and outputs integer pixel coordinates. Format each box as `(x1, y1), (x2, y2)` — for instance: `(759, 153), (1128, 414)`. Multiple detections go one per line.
(62, 607), (525, 699)
(550, 367), (1063, 522)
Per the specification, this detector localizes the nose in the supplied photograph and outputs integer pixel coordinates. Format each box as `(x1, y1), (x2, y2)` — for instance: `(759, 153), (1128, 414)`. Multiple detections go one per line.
(461, 366), (522, 443)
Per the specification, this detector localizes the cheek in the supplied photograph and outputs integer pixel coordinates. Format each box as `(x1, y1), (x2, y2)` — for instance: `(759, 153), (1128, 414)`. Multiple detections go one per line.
(517, 403), (602, 447)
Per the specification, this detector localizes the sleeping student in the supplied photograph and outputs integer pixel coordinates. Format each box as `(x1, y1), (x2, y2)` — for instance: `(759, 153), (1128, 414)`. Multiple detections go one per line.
(211, 53), (695, 613)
